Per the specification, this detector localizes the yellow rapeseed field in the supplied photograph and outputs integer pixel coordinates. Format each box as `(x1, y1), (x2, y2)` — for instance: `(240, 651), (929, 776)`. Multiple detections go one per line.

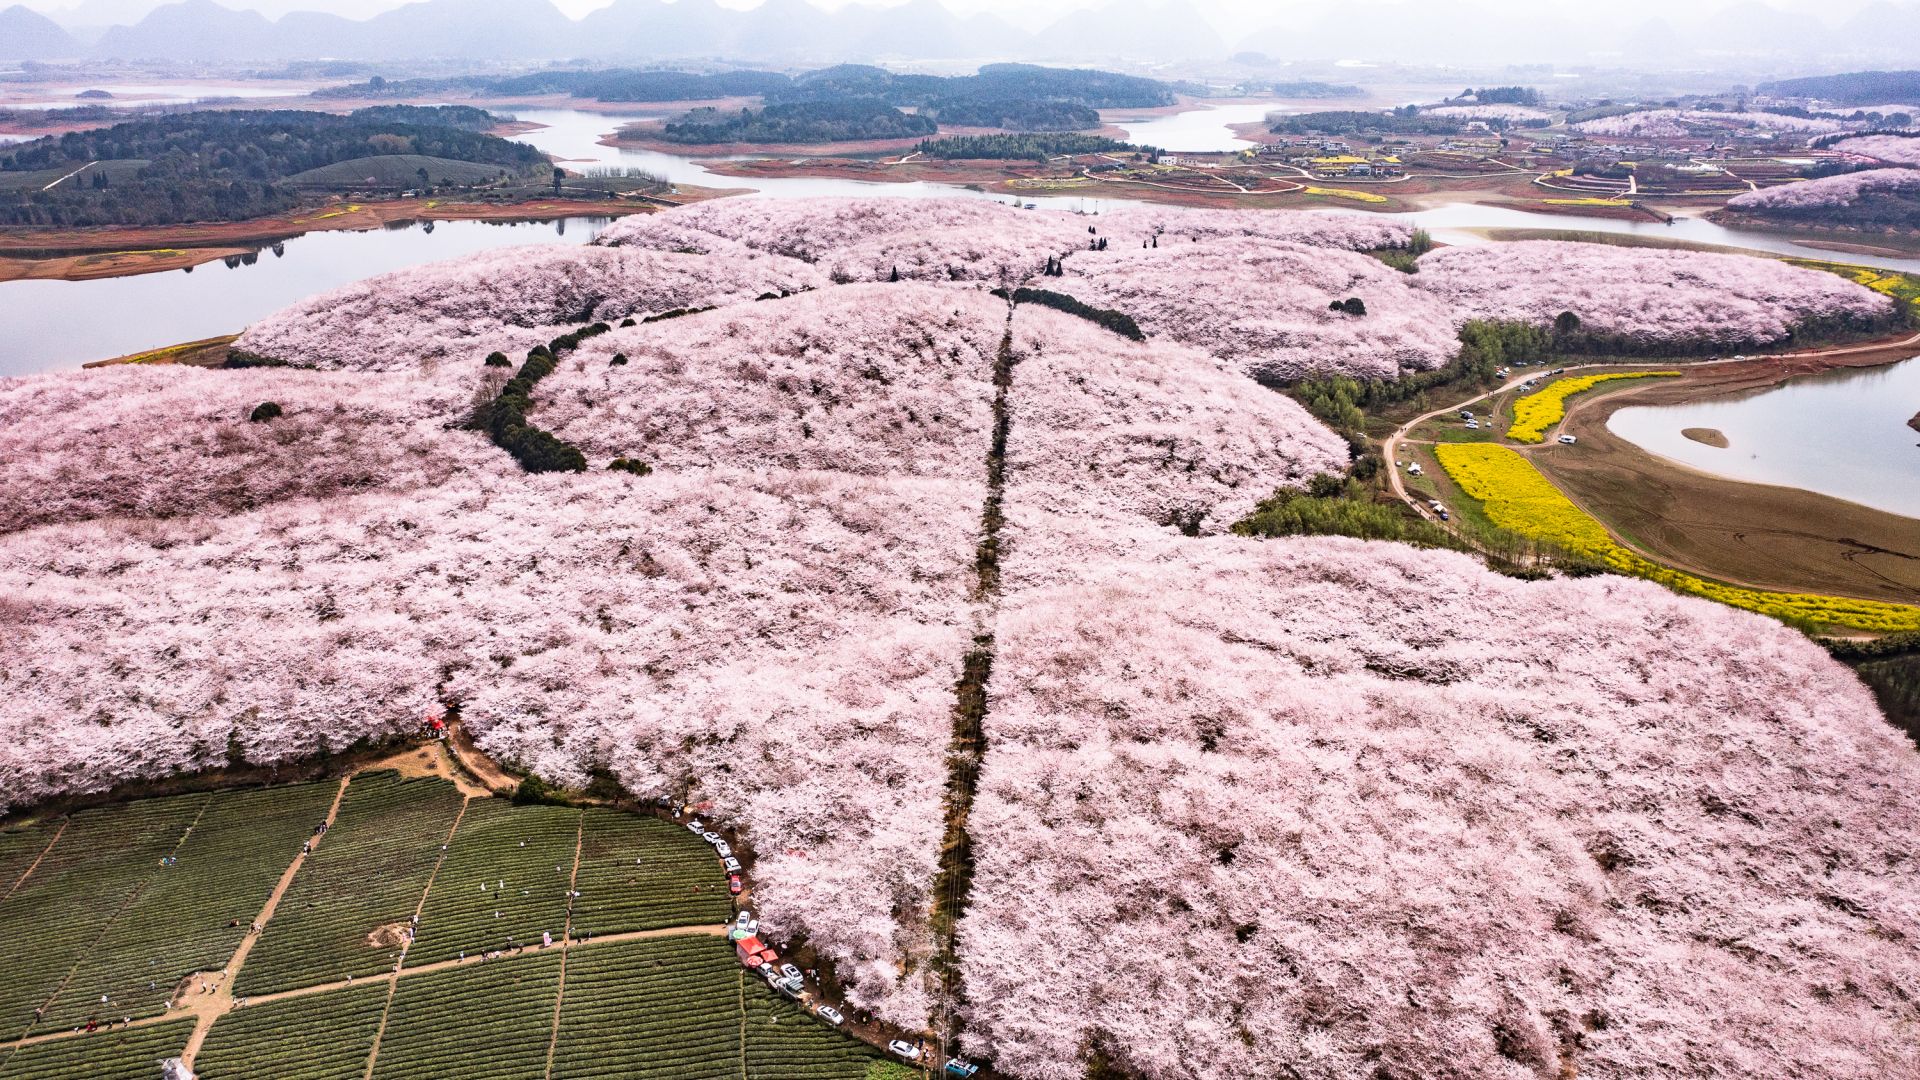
(1506, 371), (1679, 443)
(1303, 186), (1389, 203)
(1434, 443), (1920, 633)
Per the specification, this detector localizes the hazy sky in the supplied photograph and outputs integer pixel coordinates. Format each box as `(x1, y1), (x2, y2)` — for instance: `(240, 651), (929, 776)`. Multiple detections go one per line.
(24, 0), (1903, 31)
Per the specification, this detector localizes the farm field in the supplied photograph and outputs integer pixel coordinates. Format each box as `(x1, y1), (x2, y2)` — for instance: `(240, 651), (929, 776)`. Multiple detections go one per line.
(36, 782), (340, 1029)
(0, 762), (875, 1079)
(569, 808), (734, 937)
(373, 950), (562, 1080)
(285, 154), (528, 188)
(407, 799), (578, 965)
(0, 1017), (193, 1080)
(237, 772), (466, 995)
(549, 934), (755, 1080)
(1434, 442), (1920, 632)
(194, 984), (387, 1080)
(0, 794), (208, 1031)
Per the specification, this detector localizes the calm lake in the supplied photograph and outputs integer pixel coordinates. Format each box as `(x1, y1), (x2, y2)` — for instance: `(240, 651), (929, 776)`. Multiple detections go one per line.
(1607, 356), (1920, 519)
(6, 106), (1920, 375)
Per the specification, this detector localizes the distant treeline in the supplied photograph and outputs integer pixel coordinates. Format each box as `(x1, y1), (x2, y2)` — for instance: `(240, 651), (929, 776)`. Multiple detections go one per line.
(1271, 81), (1364, 98)
(345, 103), (502, 131)
(0, 107), (544, 228)
(1458, 86), (1543, 106)
(318, 63), (1175, 125)
(926, 99), (1099, 132)
(1270, 109), (1465, 136)
(659, 100), (936, 145)
(1758, 69), (1920, 107)
(914, 133), (1137, 161)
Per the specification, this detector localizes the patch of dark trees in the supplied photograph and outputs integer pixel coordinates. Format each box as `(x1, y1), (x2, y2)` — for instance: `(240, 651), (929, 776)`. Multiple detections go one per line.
(0, 107), (543, 227)
(658, 99), (935, 144)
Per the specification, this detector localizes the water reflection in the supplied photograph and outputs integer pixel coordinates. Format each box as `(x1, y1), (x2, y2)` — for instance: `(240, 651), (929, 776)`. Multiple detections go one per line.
(1607, 356), (1920, 518)
(1, 216), (611, 375)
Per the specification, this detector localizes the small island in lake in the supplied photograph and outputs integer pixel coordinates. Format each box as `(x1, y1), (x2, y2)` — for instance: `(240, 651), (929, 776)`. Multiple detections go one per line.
(1683, 427), (1731, 447)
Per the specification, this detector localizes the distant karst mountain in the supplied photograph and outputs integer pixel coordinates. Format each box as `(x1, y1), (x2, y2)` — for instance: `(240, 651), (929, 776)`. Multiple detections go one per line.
(0, 3), (81, 58)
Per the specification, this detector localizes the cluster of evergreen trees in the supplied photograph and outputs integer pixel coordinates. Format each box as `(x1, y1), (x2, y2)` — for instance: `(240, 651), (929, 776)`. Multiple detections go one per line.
(0, 107), (544, 227)
(913, 133), (1136, 161)
(660, 100), (936, 144)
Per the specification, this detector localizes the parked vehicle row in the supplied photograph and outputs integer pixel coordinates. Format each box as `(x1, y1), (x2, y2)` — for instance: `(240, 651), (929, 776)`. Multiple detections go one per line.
(693, 810), (983, 1077)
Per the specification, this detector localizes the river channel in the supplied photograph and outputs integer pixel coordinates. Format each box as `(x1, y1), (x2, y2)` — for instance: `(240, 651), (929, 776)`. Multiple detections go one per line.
(4, 105), (1919, 375)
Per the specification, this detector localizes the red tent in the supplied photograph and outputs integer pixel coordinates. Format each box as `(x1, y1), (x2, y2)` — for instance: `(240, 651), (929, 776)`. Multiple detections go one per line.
(736, 936), (768, 966)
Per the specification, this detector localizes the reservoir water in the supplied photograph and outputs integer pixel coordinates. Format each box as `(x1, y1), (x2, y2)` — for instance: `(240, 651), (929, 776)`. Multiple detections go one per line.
(6, 106), (1920, 374)
(1607, 356), (1920, 519)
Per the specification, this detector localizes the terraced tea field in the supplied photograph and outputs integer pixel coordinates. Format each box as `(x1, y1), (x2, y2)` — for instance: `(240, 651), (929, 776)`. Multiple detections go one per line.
(0, 760), (884, 1080)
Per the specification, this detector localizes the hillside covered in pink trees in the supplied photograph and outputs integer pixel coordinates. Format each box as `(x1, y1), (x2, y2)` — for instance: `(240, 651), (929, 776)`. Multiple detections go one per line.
(4, 197), (1918, 1077)
(960, 531), (1920, 1080)
(1053, 237), (1461, 381)
(1411, 241), (1896, 349)
(1723, 168), (1920, 231)
(1830, 133), (1920, 166)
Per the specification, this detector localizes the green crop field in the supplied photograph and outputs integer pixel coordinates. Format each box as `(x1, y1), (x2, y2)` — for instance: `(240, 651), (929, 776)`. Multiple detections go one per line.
(195, 983), (386, 1080)
(746, 991), (880, 1079)
(2, 777), (882, 1080)
(0, 794), (207, 1031)
(569, 809), (733, 938)
(284, 155), (526, 189)
(0, 1017), (192, 1080)
(407, 799), (578, 966)
(238, 772), (466, 995)
(374, 950), (561, 1079)
(0, 822), (59, 898)
(0, 160), (150, 194)
(38, 783), (339, 1029)
(549, 934), (746, 1080)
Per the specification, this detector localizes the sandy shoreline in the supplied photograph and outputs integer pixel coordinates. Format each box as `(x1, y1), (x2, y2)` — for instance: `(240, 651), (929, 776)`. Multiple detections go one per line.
(1538, 342), (1920, 605)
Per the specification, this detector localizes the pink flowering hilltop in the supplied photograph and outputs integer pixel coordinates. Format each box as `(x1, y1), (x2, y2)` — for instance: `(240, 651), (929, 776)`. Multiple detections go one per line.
(1723, 168), (1920, 232)
(4, 196), (1917, 1079)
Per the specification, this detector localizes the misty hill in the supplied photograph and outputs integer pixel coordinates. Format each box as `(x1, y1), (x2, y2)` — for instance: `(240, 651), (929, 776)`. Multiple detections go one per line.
(1760, 70), (1920, 106)
(0, 4), (81, 59)
(74, 0), (1230, 64)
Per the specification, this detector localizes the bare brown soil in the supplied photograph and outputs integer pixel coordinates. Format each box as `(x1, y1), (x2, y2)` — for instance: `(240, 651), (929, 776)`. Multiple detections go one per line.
(1537, 345), (1920, 605)
(1681, 427), (1729, 447)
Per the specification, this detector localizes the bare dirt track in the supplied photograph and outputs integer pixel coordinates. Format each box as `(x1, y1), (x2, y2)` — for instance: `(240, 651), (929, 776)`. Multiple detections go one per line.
(1539, 345), (1920, 605)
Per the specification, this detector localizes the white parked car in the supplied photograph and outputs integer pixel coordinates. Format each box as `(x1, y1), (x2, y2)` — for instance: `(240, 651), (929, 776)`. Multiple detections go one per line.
(780, 963), (803, 982)
(816, 1006), (844, 1026)
(734, 911), (755, 932)
(702, 831), (721, 845)
(714, 841), (732, 857)
(685, 819), (704, 833)
(723, 857), (742, 873)
(1558, 434), (1577, 445)
(889, 1040), (923, 1062)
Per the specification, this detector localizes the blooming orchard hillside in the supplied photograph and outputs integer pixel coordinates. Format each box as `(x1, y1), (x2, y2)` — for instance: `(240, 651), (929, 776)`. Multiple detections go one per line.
(1054, 237), (1460, 380)
(1830, 134), (1920, 166)
(960, 527), (1920, 1080)
(232, 244), (827, 377)
(0, 366), (494, 533)
(1728, 168), (1920, 209)
(3, 198), (1917, 1079)
(535, 286), (1006, 479)
(1412, 241), (1896, 349)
